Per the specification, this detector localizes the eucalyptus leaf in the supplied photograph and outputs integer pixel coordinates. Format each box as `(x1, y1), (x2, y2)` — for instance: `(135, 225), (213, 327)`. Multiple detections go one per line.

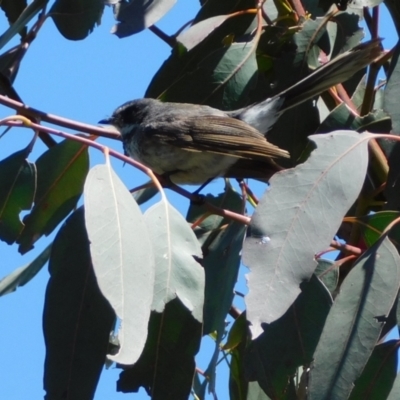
(144, 200), (204, 321)
(50, 0), (104, 40)
(315, 259), (339, 293)
(247, 382), (271, 400)
(384, 42), (400, 134)
(201, 222), (245, 335)
(0, 0), (48, 50)
(349, 0), (384, 7)
(161, 39), (258, 110)
(383, 45), (400, 209)
(132, 183), (158, 205)
(0, 44), (23, 84)
(17, 139), (89, 254)
(308, 237), (400, 400)
(0, 0), (27, 37)
(84, 163), (155, 365)
(349, 340), (398, 400)
(244, 131), (371, 336)
(0, 148), (35, 244)
(385, 0), (400, 36)
(0, 244), (51, 296)
(388, 371), (400, 400)
(43, 208), (115, 399)
(246, 276), (332, 398)
(111, 0), (176, 38)
(177, 15), (230, 51)
(117, 297), (202, 399)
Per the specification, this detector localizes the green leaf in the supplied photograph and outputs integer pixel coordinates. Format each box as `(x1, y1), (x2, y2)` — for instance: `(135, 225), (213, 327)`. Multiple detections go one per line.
(111, 0), (176, 38)
(224, 311), (247, 352)
(201, 222), (246, 335)
(384, 46), (400, 209)
(177, 15), (231, 51)
(0, 0), (27, 37)
(17, 139), (89, 253)
(246, 276), (332, 398)
(144, 200), (204, 321)
(308, 237), (400, 400)
(317, 105), (392, 134)
(132, 183), (158, 205)
(247, 382), (271, 400)
(0, 148), (35, 244)
(0, 0), (48, 50)
(0, 44), (23, 85)
(146, 4), (256, 105)
(357, 211), (400, 247)
(0, 243), (51, 296)
(350, 0), (384, 6)
(300, 0), (328, 17)
(380, 290), (399, 340)
(349, 340), (398, 400)
(227, 312), (250, 400)
(385, 0), (400, 36)
(49, 0), (104, 40)
(187, 184), (243, 244)
(315, 258), (339, 293)
(117, 297), (202, 399)
(84, 163), (154, 365)
(187, 185), (244, 334)
(161, 39), (258, 110)
(43, 208), (115, 400)
(388, 371), (400, 400)
(244, 131), (371, 335)
(295, 17), (329, 69)
(261, 19), (327, 159)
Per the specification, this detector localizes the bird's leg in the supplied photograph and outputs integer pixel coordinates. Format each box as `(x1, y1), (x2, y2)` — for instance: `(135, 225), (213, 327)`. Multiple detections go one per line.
(189, 178), (217, 205)
(193, 178), (214, 195)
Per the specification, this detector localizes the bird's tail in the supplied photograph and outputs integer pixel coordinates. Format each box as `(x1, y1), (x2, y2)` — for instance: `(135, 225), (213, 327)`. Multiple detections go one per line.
(232, 39), (382, 133)
(278, 38), (382, 111)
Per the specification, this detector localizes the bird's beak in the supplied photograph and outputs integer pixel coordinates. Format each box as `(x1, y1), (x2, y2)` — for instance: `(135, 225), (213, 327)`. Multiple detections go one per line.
(98, 117), (112, 125)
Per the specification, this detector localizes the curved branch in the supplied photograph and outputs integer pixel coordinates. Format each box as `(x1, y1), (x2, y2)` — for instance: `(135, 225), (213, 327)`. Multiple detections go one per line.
(0, 95), (120, 139)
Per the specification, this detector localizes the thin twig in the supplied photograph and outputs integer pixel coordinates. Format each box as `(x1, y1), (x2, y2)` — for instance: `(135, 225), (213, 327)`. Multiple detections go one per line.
(0, 95), (120, 139)
(330, 240), (362, 256)
(289, 0), (305, 18)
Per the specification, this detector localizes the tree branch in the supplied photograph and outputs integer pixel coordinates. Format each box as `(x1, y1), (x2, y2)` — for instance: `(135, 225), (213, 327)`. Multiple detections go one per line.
(0, 95), (120, 139)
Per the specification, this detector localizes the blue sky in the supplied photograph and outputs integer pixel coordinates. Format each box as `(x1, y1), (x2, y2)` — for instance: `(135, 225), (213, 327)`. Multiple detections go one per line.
(0, 2), (398, 399)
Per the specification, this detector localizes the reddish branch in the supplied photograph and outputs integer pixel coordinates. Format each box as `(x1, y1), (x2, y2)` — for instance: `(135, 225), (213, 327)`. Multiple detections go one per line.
(0, 95), (120, 139)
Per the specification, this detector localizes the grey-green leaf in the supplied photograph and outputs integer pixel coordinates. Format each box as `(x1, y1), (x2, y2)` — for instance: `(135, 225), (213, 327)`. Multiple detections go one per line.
(0, 148), (36, 244)
(383, 40), (400, 134)
(84, 163), (155, 365)
(43, 208), (115, 399)
(388, 372), (400, 400)
(49, 0), (104, 40)
(0, 0), (48, 50)
(349, 340), (398, 400)
(243, 131), (371, 337)
(308, 237), (400, 400)
(349, 0), (384, 7)
(144, 200), (204, 322)
(315, 259), (339, 293)
(0, 244), (51, 296)
(177, 15), (230, 51)
(111, 0), (176, 38)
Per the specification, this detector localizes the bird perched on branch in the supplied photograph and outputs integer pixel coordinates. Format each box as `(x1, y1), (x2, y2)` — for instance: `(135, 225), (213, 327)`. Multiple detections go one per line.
(100, 39), (381, 185)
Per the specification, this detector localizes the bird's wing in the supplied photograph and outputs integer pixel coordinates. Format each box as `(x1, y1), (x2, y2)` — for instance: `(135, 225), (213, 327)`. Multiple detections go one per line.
(144, 115), (289, 160)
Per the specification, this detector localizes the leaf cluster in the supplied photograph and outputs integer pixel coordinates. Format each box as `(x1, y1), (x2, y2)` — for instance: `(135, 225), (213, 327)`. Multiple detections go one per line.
(1, 1), (400, 399)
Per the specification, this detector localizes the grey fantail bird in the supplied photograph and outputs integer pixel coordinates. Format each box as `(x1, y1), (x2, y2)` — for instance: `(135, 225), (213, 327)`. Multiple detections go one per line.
(99, 39), (381, 185)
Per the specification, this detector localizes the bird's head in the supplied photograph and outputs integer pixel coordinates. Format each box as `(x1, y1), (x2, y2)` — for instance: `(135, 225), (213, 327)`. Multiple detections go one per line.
(98, 98), (158, 137)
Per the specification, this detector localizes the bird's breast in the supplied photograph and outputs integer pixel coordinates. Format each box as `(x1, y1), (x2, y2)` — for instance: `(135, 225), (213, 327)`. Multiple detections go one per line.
(123, 132), (236, 185)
